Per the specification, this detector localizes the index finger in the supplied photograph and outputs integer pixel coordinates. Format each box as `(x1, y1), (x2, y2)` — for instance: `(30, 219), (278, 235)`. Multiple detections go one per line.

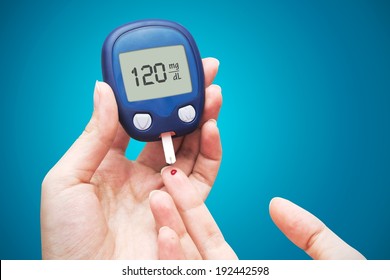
(269, 197), (366, 260)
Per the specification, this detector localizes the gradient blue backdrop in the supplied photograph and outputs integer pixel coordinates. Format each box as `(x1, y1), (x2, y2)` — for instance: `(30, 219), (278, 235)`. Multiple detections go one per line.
(0, 0), (389, 259)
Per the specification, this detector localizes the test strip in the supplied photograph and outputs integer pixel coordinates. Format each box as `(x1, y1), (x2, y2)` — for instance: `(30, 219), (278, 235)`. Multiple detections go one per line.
(161, 132), (176, 164)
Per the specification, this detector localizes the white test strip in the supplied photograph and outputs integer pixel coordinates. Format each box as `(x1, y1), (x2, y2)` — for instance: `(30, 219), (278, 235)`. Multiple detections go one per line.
(161, 132), (176, 164)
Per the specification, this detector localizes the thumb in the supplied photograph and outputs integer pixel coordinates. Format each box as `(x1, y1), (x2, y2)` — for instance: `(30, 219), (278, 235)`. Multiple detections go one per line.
(45, 81), (118, 186)
(269, 197), (366, 260)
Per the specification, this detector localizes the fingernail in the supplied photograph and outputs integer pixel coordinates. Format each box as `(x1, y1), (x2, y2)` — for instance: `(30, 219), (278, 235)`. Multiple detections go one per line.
(210, 84), (222, 92)
(170, 169), (177, 175)
(215, 58), (220, 67)
(209, 57), (220, 67)
(149, 190), (159, 200)
(208, 119), (217, 126)
(159, 226), (171, 234)
(94, 80), (100, 108)
(160, 166), (169, 175)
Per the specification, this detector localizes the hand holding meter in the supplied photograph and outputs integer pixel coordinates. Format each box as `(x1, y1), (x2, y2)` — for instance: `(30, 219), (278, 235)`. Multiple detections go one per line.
(102, 20), (204, 164)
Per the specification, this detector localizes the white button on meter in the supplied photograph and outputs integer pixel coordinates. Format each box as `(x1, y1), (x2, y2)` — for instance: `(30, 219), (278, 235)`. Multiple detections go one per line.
(133, 113), (152, 130)
(178, 105), (196, 123)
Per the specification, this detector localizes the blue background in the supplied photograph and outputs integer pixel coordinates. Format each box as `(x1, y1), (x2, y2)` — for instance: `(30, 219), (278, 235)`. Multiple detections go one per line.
(0, 0), (389, 259)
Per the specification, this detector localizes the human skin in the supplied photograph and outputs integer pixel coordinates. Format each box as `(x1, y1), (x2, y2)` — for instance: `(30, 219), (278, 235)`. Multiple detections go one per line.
(41, 58), (223, 259)
(151, 166), (366, 260)
(41, 57), (365, 260)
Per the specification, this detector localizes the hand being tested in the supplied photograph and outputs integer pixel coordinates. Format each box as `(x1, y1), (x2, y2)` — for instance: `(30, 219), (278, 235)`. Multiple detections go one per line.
(150, 167), (237, 260)
(41, 58), (222, 259)
(152, 167), (365, 260)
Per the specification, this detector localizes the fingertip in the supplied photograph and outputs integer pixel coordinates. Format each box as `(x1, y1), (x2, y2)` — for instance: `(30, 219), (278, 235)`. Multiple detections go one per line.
(269, 197), (287, 210)
(93, 81), (101, 108)
(269, 197), (302, 222)
(208, 84), (223, 107)
(199, 119), (221, 162)
(269, 197), (288, 223)
(158, 226), (185, 260)
(97, 81), (116, 109)
(96, 81), (114, 94)
(268, 197), (326, 253)
(210, 57), (220, 67)
(159, 225), (175, 235)
(201, 84), (223, 126)
(160, 167), (199, 209)
(208, 84), (222, 93)
(160, 165), (170, 175)
(149, 190), (172, 211)
(269, 197), (276, 213)
(203, 57), (220, 68)
(207, 118), (217, 126)
(95, 81), (117, 113)
(202, 118), (220, 145)
(203, 58), (220, 87)
(158, 225), (178, 247)
(149, 189), (159, 201)
(268, 197), (366, 260)
(89, 81), (118, 145)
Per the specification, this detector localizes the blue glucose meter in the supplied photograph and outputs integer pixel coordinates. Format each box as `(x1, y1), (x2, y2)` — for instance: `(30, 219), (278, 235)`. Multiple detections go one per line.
(101, 20), (204, 147)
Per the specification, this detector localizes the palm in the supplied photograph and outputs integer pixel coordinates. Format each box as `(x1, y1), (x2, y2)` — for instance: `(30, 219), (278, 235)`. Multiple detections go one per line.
(41, 58), (221, 259)
(80, 152), (161, 259)
(82, 137), (196, 259)
(63, 145), (168, 259)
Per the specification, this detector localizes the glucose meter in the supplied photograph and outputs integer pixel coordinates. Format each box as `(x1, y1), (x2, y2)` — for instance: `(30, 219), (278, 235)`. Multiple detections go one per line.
(102, 20), (204, 164)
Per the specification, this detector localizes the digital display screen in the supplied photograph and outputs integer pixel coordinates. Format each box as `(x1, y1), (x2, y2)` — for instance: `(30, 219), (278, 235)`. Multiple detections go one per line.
(119, 45), (192, 102)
